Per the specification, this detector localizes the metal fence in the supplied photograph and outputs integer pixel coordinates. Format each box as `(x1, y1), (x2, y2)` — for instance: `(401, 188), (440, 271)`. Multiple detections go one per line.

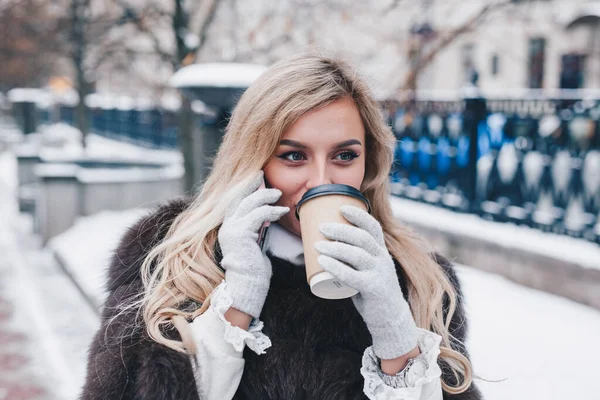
(385, 92), (600, 244)
(7, 89), (600, 245)
(35, 100), (183, 149)
(87, 104), (180, 149)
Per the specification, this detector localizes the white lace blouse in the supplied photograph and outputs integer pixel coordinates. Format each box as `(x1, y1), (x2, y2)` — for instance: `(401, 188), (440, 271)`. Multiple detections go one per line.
(188, 223), (444, 400)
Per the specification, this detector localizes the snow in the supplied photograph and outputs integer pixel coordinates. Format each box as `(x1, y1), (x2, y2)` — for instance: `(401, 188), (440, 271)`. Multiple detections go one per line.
(184, 32), (200, 50)
(85, 93), (155, 110)
(7, 88), (80, 106)
(402, 89), (461, 101)
(46, 198), (600, 400)
(33, 163), (79, 178)
(7, 88), (47, 102)
(169, 63), (267, 88)
(71, 132), (181, 163)
(76, 163), (183, 183)
(33, 162), (182, 184)
(191, 99), (212, 114)
(48, 208), (150, 309)
(0, 151), (18, 231)
(0, 150), (18, 194)
(408, 88), (600, 101)
(39, 122), (83, 145)
(160, 93), (182, 111)
(1, 150), (98, 400)
(483, 88), (600, 100)
(458, 265), (600, 400)
(389, 196), (600, 271)
(53, 90), (79, 106)
(115, 95), (135, 111)
(1, 229), (91, 399)
(20, 123), (183, 164)
(135, 97), (154, 111)
(84, 93), (108, 108)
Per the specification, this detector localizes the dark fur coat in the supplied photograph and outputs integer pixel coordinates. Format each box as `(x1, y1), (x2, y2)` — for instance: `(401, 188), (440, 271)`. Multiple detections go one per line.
(80, 198), (482, 400)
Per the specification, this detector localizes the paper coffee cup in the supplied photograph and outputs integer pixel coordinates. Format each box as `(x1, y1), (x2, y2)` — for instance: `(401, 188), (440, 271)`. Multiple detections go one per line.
(296, 184), (371, 300)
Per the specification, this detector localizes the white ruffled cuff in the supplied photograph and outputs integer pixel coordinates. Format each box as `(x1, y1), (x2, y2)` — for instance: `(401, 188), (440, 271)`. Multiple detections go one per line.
(361, 328), (443, 399)
(210, 281), (272, 355)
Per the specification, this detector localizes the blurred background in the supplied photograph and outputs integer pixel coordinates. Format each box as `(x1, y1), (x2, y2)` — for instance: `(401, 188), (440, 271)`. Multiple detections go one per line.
(1, 0), (599, 399)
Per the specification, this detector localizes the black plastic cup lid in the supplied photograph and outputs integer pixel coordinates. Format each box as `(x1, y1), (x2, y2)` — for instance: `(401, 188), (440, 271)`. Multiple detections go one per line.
(295, 184), (371, 220)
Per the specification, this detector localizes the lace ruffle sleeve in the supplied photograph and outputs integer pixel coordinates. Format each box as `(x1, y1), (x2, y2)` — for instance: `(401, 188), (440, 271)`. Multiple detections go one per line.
(208, 281), (272, 355)
(360, 328), (443, 400)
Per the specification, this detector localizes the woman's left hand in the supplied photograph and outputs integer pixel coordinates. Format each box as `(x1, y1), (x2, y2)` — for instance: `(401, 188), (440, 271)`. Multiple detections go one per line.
(314, 205), (420, 360)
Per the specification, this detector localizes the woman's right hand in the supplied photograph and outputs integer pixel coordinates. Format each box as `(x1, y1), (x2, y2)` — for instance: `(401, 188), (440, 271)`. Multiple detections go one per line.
(217, 171), (289, 318)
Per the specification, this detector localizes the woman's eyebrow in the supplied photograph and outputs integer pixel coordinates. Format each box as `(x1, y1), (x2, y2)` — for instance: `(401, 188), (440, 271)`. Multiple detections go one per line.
(333, 139), (362, 149)
(279, 139), (362, 149)
(279, 139), (308, 149)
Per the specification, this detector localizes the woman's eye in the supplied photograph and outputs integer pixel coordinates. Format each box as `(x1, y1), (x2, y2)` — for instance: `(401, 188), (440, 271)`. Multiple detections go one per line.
(278, 151), (306, 162)
(336, 151), (359, 162)
(277, 150), (358, 163)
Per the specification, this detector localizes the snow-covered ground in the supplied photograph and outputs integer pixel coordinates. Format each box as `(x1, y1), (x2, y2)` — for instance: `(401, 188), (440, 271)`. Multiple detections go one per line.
(1, 150), (99, 400)
(48, 204), (600, 400)
(0, 150), (18, 212)
(14, 122), (182, 165)
(460, 265), (598, 399)
(0, 217), (100, 399)
(49, 208), (150, 309)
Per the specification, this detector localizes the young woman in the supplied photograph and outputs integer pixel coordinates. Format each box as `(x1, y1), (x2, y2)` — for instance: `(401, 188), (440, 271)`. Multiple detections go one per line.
(81, 54), (482, 400)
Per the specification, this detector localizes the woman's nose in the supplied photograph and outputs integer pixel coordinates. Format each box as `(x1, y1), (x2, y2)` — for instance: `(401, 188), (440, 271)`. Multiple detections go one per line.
(305, 165), (333, 190)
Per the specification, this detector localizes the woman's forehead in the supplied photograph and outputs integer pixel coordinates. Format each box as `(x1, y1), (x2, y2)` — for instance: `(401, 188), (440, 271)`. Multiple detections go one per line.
(280, 98), (365, 145)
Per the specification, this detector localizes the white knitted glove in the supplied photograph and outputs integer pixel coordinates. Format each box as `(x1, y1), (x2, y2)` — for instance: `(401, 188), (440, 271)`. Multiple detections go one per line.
(218, 171), (290, 318)
(314, 205), (420, 359)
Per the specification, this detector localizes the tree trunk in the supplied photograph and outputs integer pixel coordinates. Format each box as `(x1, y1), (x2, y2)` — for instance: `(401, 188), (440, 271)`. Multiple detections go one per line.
(71, 0), (89, 149)
(179, 96), (196, 193)
(172, 0), (222, 193)
(172, 0), (196, 192)
(75, 67), (89, 149)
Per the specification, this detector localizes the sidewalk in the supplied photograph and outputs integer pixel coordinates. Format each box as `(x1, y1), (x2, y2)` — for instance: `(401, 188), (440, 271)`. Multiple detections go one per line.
(0, 151), (99, 400)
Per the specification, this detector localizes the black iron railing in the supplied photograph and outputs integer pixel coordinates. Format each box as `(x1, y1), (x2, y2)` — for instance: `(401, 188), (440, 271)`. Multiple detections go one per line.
(385, 92), (599, 244)
(8, 90), (600, 244)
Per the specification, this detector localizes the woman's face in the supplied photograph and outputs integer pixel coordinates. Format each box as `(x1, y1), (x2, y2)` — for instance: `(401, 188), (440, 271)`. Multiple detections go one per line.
(263, 97), (366, 237)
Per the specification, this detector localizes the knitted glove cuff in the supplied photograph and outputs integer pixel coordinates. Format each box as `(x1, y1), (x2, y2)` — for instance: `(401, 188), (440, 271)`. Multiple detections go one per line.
(222, 254), (272, 319)
(369, 312), (420, 360)
(226, 275), (269, 318)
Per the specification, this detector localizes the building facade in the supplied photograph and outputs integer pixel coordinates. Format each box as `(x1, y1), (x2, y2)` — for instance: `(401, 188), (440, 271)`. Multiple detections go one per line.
(418, 0), (600, 91)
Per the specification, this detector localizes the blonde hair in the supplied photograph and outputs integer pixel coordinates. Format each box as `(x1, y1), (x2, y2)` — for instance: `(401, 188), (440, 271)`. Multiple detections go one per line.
(140, 53), (474, 394)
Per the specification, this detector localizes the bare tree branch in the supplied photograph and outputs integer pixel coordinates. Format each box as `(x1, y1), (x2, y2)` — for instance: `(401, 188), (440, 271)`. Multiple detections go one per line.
(111, 0), (176, 67)
(245, 9), (279, 47)
(235, 33), (293, 61)
(195, 0), (220, 54)
(90, 36), (170, 70)
(381, 0), (405, 15)
(399, 0), (511, 92)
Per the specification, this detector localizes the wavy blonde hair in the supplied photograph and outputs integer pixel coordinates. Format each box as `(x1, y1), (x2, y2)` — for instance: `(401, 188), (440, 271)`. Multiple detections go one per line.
(140, 53), (475, 394)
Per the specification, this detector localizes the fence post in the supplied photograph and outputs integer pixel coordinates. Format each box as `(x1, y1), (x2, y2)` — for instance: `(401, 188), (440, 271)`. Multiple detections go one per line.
(191, 108), (229, 190)
(17, 101), (39, 134)
(462, 92), (487, 210)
